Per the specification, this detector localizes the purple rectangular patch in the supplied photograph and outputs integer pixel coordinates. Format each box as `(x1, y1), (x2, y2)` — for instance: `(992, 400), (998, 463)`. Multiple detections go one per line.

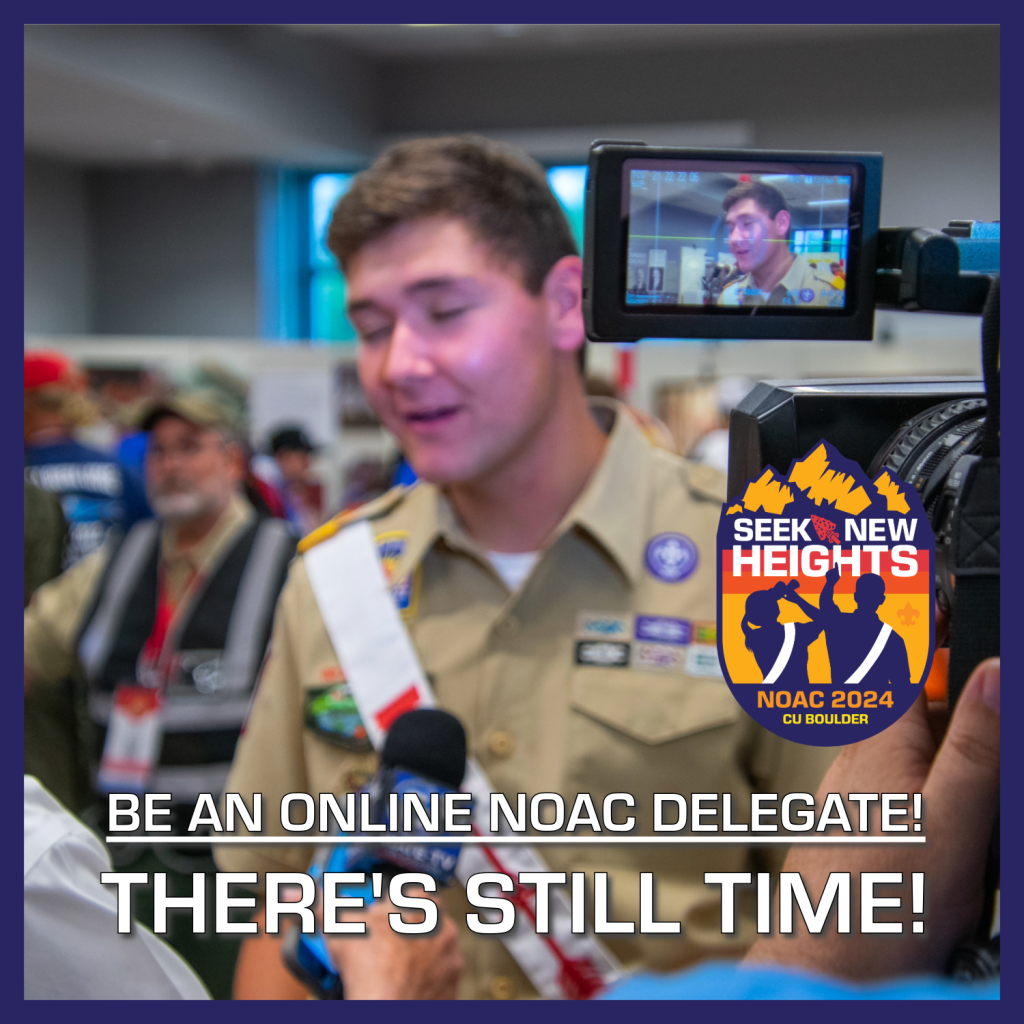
(635, 615), (691, 646)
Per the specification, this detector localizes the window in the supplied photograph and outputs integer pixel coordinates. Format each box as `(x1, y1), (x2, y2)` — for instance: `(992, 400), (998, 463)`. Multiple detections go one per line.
(546, 165), (588, 250)
(309, 173), (356, 341)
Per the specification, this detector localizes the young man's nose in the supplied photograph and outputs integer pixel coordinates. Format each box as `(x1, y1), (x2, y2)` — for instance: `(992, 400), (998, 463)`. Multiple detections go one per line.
(383, 319), (434, 383)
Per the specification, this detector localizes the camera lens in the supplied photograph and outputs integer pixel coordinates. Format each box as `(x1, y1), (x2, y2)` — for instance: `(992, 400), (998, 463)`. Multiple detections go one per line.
(868, 397), (988, 610)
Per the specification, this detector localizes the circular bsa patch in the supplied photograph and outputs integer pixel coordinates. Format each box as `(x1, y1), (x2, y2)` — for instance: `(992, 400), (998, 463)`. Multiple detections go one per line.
(799, 288), (816, 303)
(716, 439), (935, 745)
(644, 533), (699, 583)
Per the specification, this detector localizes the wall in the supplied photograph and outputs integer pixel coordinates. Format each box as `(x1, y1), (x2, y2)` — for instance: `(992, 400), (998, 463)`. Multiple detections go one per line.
(24, 26), (998, 340)
(378, 27), (1000, 230)
(24, 154), (94, 334)
(90, 166), (259, 337)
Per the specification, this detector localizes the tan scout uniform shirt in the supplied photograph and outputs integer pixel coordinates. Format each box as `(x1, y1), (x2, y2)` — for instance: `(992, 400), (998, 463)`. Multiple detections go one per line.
(718, 253), (839, 307)
(25, 494), (255, 685)
(218, 410), (836, 998)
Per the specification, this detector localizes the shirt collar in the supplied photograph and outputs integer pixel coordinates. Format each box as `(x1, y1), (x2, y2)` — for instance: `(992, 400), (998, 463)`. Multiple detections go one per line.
(556, 404), (651, 584)
(394, 403), (652, 586)
(160, 492), (254, 574)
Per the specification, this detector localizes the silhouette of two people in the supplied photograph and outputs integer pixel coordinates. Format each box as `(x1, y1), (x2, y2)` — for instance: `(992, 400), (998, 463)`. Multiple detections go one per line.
(742, 566), (910, 687)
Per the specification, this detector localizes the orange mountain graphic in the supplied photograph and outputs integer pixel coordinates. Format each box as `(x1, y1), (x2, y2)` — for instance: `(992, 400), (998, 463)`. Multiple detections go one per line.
(788, 444), (871, 514)
(738, 469), (794, 514)
(873, 471), (911, 514)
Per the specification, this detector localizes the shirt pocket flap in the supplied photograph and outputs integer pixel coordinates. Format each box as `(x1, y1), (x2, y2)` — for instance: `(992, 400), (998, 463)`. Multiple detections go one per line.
(570, 668), (740, 745)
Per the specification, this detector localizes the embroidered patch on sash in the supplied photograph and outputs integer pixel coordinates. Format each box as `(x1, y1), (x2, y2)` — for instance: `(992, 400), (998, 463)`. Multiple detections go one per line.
(303, 682), (372, 751)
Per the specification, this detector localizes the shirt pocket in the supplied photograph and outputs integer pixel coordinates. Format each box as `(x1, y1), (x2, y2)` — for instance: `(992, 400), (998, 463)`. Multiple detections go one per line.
(566, 668), (745, 812)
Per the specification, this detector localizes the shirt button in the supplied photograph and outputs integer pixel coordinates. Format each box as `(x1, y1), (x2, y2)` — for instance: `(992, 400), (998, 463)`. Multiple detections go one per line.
(495, 616), (520, 640)
(488, 730), (515, 759)
(489, 975), (515, 1000)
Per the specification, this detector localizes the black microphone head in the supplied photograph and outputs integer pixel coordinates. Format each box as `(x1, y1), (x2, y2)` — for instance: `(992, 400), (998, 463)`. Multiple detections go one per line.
(380, 708), (467, 789)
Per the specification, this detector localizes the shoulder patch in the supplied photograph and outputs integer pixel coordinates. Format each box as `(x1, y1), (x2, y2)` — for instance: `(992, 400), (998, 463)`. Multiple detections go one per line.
(298, 485), (410, 554)
(681, 460), (727, 503)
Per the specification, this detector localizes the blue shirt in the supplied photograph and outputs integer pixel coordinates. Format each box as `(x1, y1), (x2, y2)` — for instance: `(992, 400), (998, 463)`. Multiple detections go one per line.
(25, 440), (150, 567)
(601, 961), (999, 1000)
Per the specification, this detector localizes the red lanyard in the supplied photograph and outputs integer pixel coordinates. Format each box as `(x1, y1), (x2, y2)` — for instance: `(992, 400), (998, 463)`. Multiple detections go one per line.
(139, 563), (200, 689)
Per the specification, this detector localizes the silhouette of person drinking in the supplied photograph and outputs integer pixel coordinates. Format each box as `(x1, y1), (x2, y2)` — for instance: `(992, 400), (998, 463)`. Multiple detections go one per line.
(819, 566), (911, 686)
(742, 579), (824, 686)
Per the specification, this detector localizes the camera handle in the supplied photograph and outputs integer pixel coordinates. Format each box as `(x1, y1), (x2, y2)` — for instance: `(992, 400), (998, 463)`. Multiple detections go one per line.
(945, 277), (999, 976)
(948, 276), (1000, 704)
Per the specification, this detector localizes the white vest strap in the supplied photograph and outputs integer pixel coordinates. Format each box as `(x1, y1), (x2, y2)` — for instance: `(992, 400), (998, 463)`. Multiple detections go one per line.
(304, 520), (622, 998)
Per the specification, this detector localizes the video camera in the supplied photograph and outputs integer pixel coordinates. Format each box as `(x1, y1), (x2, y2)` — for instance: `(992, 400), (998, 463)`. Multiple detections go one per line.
(582, 143), (997, 341)
(582, 142), (999, 977)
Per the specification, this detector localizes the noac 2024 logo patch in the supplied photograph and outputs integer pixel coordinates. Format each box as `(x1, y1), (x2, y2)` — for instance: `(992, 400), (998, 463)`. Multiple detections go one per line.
(716, 440), (935, 745)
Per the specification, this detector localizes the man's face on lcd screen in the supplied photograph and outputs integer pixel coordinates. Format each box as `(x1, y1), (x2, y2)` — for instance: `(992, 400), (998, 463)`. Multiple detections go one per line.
(725, 198), (792, 274)
(348, 216), (581, 485)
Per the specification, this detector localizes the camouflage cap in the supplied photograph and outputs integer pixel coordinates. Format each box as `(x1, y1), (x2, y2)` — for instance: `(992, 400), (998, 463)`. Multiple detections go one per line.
(137, 388), (244, 438)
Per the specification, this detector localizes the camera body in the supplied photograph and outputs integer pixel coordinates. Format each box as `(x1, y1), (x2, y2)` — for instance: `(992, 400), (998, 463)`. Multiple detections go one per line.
(726, 377), (988, 616)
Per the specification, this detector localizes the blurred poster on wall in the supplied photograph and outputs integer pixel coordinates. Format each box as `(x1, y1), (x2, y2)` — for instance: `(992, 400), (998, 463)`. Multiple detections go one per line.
(248, 371), (337, 449)
(337, 363), (380, 427)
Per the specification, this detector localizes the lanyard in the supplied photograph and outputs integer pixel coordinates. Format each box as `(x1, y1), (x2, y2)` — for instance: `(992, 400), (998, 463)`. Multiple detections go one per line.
(137, 561), (202, 691)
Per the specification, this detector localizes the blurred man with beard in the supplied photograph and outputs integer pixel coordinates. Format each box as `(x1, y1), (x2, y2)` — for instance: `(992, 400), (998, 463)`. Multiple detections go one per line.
(24, 390), (297, 998)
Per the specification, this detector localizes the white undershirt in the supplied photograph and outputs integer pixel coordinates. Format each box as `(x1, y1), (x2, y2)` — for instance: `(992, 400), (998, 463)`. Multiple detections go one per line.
(487, 550), (540, 592)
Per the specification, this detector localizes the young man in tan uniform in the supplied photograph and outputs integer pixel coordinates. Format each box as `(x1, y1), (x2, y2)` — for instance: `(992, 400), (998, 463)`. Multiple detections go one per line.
(219, 137), (837, 999)
(716, 180), (838, 307)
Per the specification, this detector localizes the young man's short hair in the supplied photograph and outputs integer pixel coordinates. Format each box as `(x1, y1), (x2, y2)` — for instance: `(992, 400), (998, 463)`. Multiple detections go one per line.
(326, 135), (578, 294)
(722, 180), (791, 221)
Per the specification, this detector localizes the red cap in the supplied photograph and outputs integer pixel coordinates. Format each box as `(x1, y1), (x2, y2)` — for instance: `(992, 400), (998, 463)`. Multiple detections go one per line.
(24, 351), (76, 391)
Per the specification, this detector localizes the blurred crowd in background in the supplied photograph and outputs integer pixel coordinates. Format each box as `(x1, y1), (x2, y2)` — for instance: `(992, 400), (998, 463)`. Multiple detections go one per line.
(25, 346), (755, 585)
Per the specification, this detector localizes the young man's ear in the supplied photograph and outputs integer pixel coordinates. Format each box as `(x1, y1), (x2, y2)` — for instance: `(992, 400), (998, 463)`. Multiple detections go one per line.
(543, 255), (585, 353)
(775, 209), (792, 238)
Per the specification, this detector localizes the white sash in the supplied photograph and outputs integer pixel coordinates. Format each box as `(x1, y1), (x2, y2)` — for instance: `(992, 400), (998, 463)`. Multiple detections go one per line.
(841, 623), (893, 686)
(761, 621), (795, 685)
(304, 520), (622, 999)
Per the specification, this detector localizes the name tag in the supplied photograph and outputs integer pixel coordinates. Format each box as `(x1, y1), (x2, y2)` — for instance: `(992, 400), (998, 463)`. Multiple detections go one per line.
(97, 685), (164, 793)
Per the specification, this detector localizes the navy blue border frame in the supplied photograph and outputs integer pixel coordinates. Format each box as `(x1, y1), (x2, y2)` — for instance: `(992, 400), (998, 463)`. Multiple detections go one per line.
(10, 5), (1013, 1022)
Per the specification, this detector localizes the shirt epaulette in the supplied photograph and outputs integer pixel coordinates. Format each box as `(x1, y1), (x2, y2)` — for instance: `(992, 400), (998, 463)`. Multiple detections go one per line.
(297, 484), (410, 554)
(681, 459), (727, 503)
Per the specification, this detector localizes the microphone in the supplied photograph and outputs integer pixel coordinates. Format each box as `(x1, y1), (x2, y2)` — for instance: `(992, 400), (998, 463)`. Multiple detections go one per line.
(283, 708), (468, 998)
(381, 706), (467, 787)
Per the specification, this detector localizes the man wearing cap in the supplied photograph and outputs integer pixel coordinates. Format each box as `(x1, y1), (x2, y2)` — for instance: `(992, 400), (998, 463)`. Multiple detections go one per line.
(268, 425), (324, 535)
(24, 390), (298, 997)
(25, 350), (150, 567)
(25, 350), (151, 814)
(220, 137), (838, 999)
